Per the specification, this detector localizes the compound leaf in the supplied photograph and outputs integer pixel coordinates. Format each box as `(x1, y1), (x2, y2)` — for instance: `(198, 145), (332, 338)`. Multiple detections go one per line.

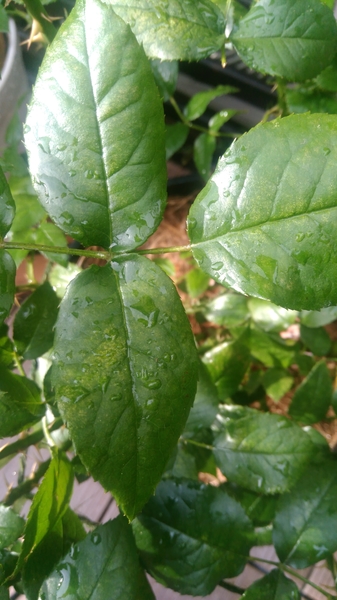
(231, 0), (337, 81)
(188, 114), (337, 310)
(53, 256), (198, 519)
(132, 479), (254, 596)
(108, 0), (226, 61)
(25, 0), (166, 251)
(213, 405), (315, 494)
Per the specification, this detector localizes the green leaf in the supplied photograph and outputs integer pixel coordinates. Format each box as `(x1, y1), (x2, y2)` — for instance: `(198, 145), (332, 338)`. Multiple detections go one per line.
(273, 461), (337, 568)
(209, 109), (238, 133)
(132, 479), (254, 596)
(241, 569), (300, 600)
(289, 361), (332, 424)
(300, 324), (331, 356)
(39, 517), (142, 600)
(285, 85), (337, 115)
(33, 222), (68, 267)
(53, 256), (198, 519)
(108, 0), (226, 61)
(188, 114), (337, 310)
(213, 405), (315, 494)
(203, 331), (250, 399)
(249, 328), (296, 368)
(185, 85), (238, 122)
(8, 176), (46, 234)
(17, 453), (73, 576)
(0, 6), (9, 33)
(25, 0), (167, 252)
(0, 550), (17, 585)
(150, 59), (178, 101)
(0, 506), (25, 550)
(204, 292), (249, 327)
(0, 167), (15, 238)
(262, 368), (293, 402)
(165, 123), (189, 160)
(248, 298), (297, 333)
(0, 587), (9, 600)
(185, 266), (209, 298)
(224, 483), (278, 526)
(0, 251), (15, 326)
(61, 508), (86, 550)
(0, 324), (14, 369)
(48, 263), (82, 299)
(0, 371), (44, 437)
(316, 55), (337, 92)
(300, 306), (337, 327)
(231, 0), (337, 81)
(193, 133), (216, 181)
(184, 360), (218, 435)
(13, 281), (59, 360)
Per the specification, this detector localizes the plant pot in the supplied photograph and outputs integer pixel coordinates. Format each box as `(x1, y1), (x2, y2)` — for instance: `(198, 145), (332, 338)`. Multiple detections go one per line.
(0, 18), (28, 149)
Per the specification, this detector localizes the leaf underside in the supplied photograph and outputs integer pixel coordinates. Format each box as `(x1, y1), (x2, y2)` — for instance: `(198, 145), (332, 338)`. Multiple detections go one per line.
(188, 114), (337, 310)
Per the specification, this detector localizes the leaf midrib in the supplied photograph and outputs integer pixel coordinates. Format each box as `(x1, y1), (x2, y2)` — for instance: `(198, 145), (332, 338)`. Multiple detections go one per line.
(192, 203), (337, 246)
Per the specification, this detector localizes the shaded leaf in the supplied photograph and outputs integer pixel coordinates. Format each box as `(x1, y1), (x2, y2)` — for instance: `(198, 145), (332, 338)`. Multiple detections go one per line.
(165, 123), (189, 160)
(213, 405), (315, 494)
(224, 483), (278, 527)
(53, 256), (198, 519)
(39, 517), (142, 600)
(48, 263), (82, 299)
(316, 56), (337, 92)
(0, 167), (15, 239)
(300, 324), (331, 356)
(231, 0), (337, 81)
(184, 360), (218, 435)
(0, 371), (44, 437)
(188, 114), (337, 310)
(249, 328), (296, 368)
(241, 569), (300, 599)
(8, 176), (45, 234)
(17, 453), (74, 576)
(132, 479), (254, 596)
(150, 59), (178, 101)
(185, 85), (238, 122)
(0, 251), (15, 326)
(273, 461), (337, 568)
(0, 6), (8, 33)
(185, 266), (209, 298)
(300, 306), (337, 327)
(0, 587), (9, 600)
(286, 85), (337, 115)
(14, 281), (59, 360)
(25, 0), (167, 252)
(203, 330), (250, 399)
(108, 0), (226, 61)
(193, 133), (216, 181)
(209, 109), (238, 133)
(262, 368), (293, 402)
(0, 506), (25, 551)
(289, 361), (332, 424)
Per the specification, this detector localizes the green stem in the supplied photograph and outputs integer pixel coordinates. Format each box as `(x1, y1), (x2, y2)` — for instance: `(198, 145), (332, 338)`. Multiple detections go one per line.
(22, 0), (57, 43)
(2, 241), (192, 258)
(3, 241), (111, 260)
(218, 581), (246, 594)
(3, 459), (51, 506)
(169, 96), (237, 139)
(275, 77), (288, 117)
(250, 555), (336, 598)
(13, 353), (26, 377)
(0, 417), (64, 459)
(180, 437), (214, 451)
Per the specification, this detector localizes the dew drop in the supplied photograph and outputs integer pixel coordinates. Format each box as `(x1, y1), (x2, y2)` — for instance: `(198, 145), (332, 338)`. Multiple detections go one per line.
(145, 379), (162, 390)
(91, 532), (101, 545)
(212, 262), (224, 271)
(188, 217), (197, 230)
(296, 232), (305, 242)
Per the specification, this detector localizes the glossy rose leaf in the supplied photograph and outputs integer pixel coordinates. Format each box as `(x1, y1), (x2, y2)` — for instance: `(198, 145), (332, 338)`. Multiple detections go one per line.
(273, 461), (337, 568)
(132, 479), (254, 596)
(108, 0), (225, 61)
(241, 569), (300, 600)
(188, 114), (337, 310)
(39, 517), (146, 600)
(231, 0), (337, 81)
(25, 0), (166, 251)
(213, 405), (315, 494)
(52, 256), (198, 519)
